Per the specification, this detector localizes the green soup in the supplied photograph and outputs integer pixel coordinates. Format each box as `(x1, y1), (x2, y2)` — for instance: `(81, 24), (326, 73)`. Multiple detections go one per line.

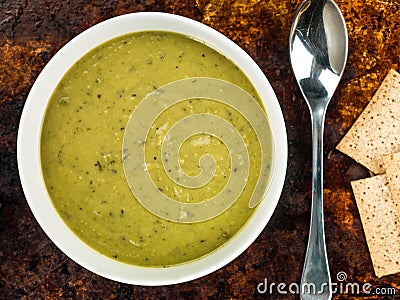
(41, 31), (273, 267)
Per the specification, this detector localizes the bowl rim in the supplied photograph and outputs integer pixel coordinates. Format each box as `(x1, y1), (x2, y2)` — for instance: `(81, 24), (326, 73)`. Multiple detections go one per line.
(17, 12), (287, 286)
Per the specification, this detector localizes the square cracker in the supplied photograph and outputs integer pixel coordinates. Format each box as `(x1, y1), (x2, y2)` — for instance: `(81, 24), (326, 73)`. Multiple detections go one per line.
(351, 175), (400, 277)
(337, 69), (400, 174)
(382, 152), (400, 205)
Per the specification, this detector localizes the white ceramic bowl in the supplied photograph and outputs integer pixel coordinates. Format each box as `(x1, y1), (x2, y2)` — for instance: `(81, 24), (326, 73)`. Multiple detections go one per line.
(17, 12), (287, 285)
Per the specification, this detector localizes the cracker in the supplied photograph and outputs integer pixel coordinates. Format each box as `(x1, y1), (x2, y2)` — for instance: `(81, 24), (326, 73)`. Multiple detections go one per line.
(382, 152), (400, 205)
(351, 175), (400, 277)
(337, 69), (400, 174)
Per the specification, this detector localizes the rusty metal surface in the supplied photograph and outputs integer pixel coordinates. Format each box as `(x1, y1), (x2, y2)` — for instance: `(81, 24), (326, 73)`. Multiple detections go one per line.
(0, 0), (399, 298)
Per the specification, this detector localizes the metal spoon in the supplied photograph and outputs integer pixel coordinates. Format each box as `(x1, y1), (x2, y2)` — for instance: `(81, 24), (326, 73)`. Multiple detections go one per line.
(289, 0), (348, 299)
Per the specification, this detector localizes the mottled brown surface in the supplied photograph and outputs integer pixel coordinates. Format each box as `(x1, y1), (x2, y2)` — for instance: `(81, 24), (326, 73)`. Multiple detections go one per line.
(0, 0), (399, 299)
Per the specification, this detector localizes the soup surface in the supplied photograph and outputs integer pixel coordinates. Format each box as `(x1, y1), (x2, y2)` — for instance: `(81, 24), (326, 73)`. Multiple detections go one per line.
(41, 31), (273, 267)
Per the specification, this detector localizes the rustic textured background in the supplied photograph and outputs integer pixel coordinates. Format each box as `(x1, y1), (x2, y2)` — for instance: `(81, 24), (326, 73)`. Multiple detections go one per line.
(0, 0), (399, 299)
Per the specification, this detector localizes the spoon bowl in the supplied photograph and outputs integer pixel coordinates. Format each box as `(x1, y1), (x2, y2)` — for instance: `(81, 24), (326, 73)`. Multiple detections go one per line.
(290, 0), (347, 107)
(289, 0), (348, 299)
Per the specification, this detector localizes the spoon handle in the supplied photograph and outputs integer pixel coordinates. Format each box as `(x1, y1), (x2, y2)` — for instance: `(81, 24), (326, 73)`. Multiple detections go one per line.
(301, 106), (332, 300)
